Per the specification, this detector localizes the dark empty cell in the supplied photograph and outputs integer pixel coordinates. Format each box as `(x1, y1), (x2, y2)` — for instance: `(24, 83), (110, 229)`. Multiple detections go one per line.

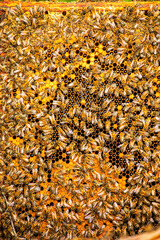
(74, 208), (78, 213)
(62, 11), (66, 16)
(48, 174), (51, 179)
(61, 206), (64, 213)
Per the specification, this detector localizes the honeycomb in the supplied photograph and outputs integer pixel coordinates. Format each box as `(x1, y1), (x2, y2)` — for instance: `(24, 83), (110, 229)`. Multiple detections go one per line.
(0, 4), (160, 240)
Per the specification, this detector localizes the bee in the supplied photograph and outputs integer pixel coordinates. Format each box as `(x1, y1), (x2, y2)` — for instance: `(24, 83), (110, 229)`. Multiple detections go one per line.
(80, 120), (86, 131)
(68, 107), (76, 118)
(86, 111), (92, 123)
(141, 118), (150, 131)
(109, 130), (117, 141)
(64, 125), (73, 136)
(102, 99), (111, 109)
(97, 118), (103, 129)
(118, 141), (128, 152)
(113, 202), (119, 212)
(119, 118), (127, 131)
(115, 54), (126, 65)
(120, 132), (125, 143)
(24, 185), (29, 197)
(55, 164), (63, 168)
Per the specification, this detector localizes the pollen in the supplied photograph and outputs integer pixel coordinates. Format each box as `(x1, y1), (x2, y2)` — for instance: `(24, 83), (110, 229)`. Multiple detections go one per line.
(81, 99), (86, 104)
(117, 105), (122, 110)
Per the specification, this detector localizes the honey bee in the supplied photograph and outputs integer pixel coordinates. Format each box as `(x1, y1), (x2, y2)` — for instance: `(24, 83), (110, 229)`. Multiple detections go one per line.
(115, 54), (126, 65)
(119, 118), (127, 131)
(97, 118), (103, 129)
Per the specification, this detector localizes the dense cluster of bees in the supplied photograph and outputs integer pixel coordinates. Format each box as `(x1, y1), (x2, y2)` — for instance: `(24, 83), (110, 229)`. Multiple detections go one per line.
(0, 3), (160, 240)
